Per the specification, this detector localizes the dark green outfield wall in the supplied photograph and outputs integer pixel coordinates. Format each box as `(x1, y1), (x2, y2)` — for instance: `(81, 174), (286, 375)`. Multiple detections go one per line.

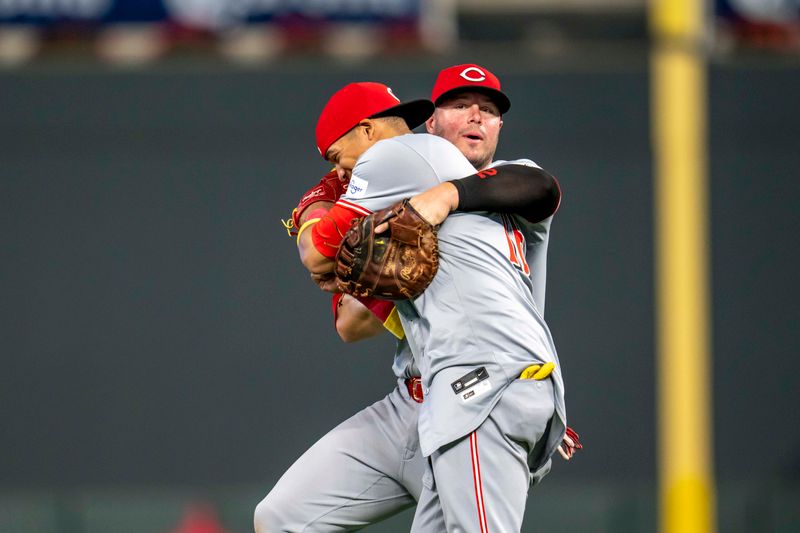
(1, 57), (798, 531)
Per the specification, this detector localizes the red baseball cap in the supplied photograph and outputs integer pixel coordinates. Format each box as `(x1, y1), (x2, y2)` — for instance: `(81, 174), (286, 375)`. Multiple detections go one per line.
(315, 82), (434, 158)
(431, 64), (511, 114)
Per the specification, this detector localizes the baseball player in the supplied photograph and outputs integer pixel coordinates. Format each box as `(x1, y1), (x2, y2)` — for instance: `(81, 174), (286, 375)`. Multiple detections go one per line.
(258, 65), (579, 532)
(255, 172), (425, 532)
(297, 75), (568, 532)
(329, 65), (582, 461)
(258, 161), (554, 532)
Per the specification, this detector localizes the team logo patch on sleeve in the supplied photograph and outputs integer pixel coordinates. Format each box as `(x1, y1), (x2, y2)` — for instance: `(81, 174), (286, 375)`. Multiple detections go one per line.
(347, 176), (369, 198)
(452, 367), (492, 403)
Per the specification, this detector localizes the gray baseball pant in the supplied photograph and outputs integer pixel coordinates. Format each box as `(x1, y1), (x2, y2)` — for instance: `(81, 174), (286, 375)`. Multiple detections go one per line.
(410, 378), (556, 533)
(254, 379), (424, 532)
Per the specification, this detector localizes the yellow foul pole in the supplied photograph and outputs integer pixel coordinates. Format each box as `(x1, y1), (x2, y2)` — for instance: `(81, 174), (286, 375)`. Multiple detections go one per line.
(650, 0), (716, 532)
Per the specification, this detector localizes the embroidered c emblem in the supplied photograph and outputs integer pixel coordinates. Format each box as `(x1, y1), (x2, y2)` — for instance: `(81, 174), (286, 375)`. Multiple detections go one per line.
(460, 67), (486, 82)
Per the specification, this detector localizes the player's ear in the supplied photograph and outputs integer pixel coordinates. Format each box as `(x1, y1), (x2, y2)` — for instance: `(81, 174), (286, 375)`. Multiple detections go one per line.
(425, 115), (435, 133)
(358, 119), (375, 140)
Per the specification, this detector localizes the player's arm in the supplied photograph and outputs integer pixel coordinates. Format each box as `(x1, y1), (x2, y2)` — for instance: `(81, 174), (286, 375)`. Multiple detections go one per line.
(286, 169), (354, 286)
(297, 203), (361, 278)
(454, 164), (561, 222)
(309, 164), (560, 265)
(298, 225), (334, 275)
(301, 158), (560, 274)
(407, 164), (561, 227)
(335, 294), (404, 342)
(303, 139), (447, 275)
(286, 169), (346, 237)
(332, 294), (387, 342)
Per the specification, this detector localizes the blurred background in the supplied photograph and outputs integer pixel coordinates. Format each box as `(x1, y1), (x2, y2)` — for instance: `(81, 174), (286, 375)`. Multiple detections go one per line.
(1, 0), (798, 532)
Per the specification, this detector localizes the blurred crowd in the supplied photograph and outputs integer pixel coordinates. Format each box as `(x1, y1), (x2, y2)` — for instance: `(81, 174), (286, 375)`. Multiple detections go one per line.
(0, 0), (797, 66)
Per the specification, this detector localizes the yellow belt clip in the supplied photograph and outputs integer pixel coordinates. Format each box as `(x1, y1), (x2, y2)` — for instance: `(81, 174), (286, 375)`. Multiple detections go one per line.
(520, 361), (555, 380)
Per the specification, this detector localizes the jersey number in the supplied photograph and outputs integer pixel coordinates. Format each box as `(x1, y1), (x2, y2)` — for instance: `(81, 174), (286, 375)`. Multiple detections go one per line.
(501, 214), (530, 275)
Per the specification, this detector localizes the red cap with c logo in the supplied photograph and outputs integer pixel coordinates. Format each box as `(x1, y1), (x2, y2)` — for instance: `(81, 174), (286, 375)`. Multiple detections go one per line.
(315, 82), (434, 158)
(431, 64), (511, 114)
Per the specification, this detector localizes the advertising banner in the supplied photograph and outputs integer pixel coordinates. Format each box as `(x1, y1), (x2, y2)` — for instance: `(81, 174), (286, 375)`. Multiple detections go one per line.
(0, 0), (421, 27)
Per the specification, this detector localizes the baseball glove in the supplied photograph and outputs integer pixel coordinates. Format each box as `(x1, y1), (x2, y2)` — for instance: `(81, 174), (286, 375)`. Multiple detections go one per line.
(335, 199), (439, 300)
(282, 169), (348, 236)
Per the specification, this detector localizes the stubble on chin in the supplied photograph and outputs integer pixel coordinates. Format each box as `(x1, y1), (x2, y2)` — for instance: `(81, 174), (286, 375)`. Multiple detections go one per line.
(467, 153), (491, 171)
(456, 142), (486, 171)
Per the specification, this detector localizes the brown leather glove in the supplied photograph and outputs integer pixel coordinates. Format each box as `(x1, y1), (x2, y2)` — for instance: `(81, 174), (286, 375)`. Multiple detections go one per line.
(335, 199), (438, 300)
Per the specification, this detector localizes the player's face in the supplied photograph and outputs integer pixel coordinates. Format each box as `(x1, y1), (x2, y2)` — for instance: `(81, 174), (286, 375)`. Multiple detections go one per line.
(426, 92), (503, 171)
(325, 123), (375, 180)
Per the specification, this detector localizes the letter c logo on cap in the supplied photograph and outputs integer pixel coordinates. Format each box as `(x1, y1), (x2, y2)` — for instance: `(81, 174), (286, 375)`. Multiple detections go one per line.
(460, 67), (486, 82)
(386, 87), (400, 102)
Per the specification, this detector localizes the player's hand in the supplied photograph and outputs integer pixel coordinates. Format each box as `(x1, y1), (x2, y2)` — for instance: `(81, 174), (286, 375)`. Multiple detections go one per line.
(557, 426), (583, 461)
(286, 169), (349, 236)
(375, 182), (458, 233)
(311, 271), (340, 293)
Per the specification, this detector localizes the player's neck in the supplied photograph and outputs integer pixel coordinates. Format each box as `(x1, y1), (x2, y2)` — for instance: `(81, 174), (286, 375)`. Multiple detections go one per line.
(475, 158), (495, 171)
(377, 123), (412, 141)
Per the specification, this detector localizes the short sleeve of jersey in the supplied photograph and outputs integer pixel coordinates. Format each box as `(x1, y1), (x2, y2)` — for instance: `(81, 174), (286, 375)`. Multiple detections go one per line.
(338, 134), (476, 214)
(489, 158), (541, 170)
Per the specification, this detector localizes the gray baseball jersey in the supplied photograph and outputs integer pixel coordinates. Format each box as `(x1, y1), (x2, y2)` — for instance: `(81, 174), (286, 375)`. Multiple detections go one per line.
(337, 133), (567, 532)
(392, 160), (542, 383)
(393, 336), (420, 379)
(336, 133), (567, 463)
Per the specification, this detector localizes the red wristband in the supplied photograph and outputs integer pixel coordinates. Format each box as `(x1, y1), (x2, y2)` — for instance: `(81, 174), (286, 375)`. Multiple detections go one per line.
(310, 203), (362, 258)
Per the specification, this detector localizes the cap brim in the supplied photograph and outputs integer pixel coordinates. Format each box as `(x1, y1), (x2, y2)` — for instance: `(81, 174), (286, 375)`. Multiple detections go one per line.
(371, 99), (435, 130)
(434, 86), (511, 114)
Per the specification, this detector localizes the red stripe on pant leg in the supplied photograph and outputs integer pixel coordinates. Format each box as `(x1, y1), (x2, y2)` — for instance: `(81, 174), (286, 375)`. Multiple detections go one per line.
(470, 432), (489, 533)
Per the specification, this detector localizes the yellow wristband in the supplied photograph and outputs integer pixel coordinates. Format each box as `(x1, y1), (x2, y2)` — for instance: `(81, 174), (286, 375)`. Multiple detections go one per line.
(296, 218), (321, 245)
